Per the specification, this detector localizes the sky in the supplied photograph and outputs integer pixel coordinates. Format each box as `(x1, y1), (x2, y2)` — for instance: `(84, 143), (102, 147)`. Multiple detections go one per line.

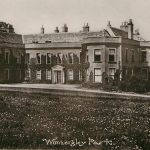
(0, 0), (150, 40)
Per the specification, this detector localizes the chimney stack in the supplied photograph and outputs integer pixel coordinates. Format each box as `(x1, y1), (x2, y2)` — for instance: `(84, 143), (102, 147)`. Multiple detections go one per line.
(8, 24), (14, 33)
(62, 24), (68, 32)
(83, 23), (90, 32)
(41, 25), (44, 34)
(54, 27), (59, 33)
(127, 19), (133, 39)
(120, 21), (128, 32)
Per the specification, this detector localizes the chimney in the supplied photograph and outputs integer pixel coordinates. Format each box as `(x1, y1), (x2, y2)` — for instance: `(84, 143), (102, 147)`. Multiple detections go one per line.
(127, 19), (133, 39)
(41, 25), (44, 34)
(107, 21), (111, 27)
(120, 21), (128, 32)
(62, 24), (68, 32)
(54, 27), (59, 33)
(83, 23), (90, 32)
(8, 24), (14, 33)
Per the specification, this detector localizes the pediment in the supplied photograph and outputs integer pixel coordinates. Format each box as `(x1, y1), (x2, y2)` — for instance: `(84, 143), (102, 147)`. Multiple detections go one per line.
(52, 65), (64, 70)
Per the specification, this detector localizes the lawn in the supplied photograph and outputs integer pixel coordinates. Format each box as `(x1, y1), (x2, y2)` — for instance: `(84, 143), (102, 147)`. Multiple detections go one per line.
(0, 91), (149, 149)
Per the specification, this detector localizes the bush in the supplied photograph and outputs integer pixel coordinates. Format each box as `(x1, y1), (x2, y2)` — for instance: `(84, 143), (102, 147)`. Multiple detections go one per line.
(119, 75), (149, 93)
(82, 82), (102, 89)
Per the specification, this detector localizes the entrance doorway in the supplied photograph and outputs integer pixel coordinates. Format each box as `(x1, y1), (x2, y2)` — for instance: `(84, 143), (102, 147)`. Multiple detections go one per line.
(52, 65), (65, 84)
(54, 70), (61, 84)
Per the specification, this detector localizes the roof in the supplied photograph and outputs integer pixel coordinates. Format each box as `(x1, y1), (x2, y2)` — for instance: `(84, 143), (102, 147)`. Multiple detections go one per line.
(110, 27), (128, 38)
(23, 30), (110, 44)
(0, 32), (23, 44)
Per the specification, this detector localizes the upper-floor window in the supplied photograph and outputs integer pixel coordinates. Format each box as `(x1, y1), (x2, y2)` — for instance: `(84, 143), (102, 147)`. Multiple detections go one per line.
(94, 49), (101, 62)
(68, 53), (73, 64)
(131, 50), (134, 62)
(141, 51), (147, 62)
(57, 53), (62, 64)
(5, 51), (10, 64)
(46, 53), (51, 64)
(17, 53), (21, 64)
(109, 48), (116, 62)
(125, 48), (128, 62)
(36, 53), (41, 64)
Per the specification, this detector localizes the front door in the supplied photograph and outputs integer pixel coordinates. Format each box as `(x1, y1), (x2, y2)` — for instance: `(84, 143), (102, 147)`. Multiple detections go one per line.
(52, 65), (65, 84)
(56, 71), (61, 84)
(54, 70), (61, 84)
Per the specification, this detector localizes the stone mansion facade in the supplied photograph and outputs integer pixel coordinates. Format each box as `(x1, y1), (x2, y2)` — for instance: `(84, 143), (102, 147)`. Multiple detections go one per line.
(0, 19), (150, 84)
(0, 22), (25, 83)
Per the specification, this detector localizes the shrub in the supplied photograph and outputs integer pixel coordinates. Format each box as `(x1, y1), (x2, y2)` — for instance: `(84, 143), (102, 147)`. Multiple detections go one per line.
(119, 75), (149, 93)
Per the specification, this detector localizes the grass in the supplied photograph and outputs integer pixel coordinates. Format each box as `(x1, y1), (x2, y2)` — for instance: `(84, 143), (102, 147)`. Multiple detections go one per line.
(0, 91), (149, 149)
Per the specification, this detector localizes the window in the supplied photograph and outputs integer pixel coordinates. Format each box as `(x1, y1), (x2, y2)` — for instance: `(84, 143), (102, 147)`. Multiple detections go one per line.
(125, 48), (128, 62)
(86, 54), (89, 62)
(142, 68), (148, 80)
(45, 41), (51, 43)
(17, 53), (21, 64)
(94, 49), (101, 62)
(57, 53), (62, 64)
(79, 70), (82, 81)
(68, 53), (73, 64)
(5, 51), (9, 64)
(36, 70), (41, 80)
(141, 51), (147, 62)
(125, 69), (128, 75)
(26, 53), (30, 64)
(68, 69), (73, 80)
(46, 69), (51, 80)
(36, 53), (41, 64)
(46, 53), (51, 64)
(26, 69), (31, 79)
(131, 50), (134, 62)
(79, 51), (81, 63)
(5, 69), (9, 80)
(109, 48), (115, 62)
(94, 68), (102, 83)
(109, 68), (116, 79)
(131, 68), (134, 76)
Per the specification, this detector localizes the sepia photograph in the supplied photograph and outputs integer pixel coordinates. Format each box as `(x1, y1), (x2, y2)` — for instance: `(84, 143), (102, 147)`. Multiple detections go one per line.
(0, 0), (150, 149)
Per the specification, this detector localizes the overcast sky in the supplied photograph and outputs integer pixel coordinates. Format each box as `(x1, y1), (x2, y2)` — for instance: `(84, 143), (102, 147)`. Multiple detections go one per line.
(0, 0), (150, 40)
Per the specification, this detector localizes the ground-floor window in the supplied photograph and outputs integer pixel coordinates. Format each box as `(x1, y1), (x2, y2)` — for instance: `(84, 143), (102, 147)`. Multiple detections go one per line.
(131, 68), (134, 76)
(5, 69), (9, 80)
(19, 70), (22, 80)
(68, 69), (73, 80)
(94, 68), (102, 83)
(36, 69), (41, 80)
(26, 69), (31, 79)
(142, 68), (148, 80)
(109, 68), (116, 79)
(46, 69), (51, 80)
(79, 70), (82, 81)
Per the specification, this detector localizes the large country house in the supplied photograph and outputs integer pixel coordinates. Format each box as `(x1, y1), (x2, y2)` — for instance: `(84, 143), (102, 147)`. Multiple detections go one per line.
(0, 19), (150, 84)
(22, 19), (150, 84)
